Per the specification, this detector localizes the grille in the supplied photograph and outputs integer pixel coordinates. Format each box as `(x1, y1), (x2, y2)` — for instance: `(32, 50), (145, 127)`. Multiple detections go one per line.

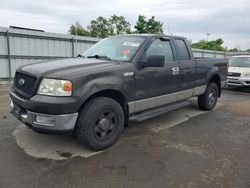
(228, 72), (241, 77)
(14, 72), (37, 97)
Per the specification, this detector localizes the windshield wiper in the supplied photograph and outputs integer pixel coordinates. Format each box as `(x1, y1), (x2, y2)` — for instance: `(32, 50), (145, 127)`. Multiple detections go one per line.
(87, 55), (112, 61)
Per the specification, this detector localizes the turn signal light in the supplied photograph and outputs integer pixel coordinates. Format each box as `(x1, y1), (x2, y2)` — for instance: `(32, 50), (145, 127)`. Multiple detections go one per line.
(63, 81), (72, 92)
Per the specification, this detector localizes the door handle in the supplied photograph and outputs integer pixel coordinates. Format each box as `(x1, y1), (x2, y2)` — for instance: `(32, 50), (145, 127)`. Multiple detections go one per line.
(172, 67), (179, 75)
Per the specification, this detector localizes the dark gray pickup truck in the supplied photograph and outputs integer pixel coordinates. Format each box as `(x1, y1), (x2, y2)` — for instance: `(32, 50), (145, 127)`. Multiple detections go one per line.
(10, 34), (228, 150)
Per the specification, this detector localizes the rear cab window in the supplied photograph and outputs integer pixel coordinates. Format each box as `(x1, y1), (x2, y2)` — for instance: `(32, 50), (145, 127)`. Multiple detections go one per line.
(175, 39), (190, 61)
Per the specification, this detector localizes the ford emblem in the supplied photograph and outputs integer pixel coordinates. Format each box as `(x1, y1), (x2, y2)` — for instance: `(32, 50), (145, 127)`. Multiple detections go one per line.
(18, 79), (25, 86)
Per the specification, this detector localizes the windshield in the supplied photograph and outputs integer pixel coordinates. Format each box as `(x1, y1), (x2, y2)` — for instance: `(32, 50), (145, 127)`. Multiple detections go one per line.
(229, 57), (250, 67)
(82, 36), (145, 62)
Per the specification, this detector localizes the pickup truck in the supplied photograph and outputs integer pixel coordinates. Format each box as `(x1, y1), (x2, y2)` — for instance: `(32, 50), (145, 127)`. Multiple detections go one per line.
(10, 34), (228, 151)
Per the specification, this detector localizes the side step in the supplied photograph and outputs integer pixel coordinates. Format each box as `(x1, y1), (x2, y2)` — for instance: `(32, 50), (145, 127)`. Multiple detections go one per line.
(129, 101), (191, 122)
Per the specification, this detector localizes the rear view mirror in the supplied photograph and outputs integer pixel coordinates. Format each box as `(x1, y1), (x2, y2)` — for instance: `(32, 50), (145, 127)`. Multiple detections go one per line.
(143, 55), (165, 68)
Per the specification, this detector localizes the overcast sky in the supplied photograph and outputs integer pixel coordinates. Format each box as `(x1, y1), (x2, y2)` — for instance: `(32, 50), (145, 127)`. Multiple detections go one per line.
(0, 0), (250, 49)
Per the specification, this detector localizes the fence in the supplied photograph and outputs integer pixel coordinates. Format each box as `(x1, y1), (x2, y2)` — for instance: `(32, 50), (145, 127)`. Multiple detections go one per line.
(0, 26), (226, 79)
(0, 27), (100, 79)
(192, 48), (226, 59)
(226, 51), (250, 58)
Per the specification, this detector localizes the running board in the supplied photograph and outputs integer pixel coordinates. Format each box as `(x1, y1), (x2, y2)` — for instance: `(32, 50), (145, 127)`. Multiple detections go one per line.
(129, 101), (191, 122)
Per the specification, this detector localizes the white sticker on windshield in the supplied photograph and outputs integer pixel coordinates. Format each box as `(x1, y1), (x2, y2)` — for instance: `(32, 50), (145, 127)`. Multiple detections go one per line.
(123, 42), (140, 47)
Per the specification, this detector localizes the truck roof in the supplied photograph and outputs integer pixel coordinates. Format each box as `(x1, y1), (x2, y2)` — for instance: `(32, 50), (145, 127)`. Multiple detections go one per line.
(116, 34), (186, 39)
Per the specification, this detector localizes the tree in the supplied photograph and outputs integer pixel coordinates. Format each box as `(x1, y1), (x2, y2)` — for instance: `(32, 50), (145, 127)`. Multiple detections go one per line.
(134, 15), (163, 34)
(69, 22), (90, 36)
(88, 15), (131, 38)
(228, 48), (239, 52)
(109, 15), (131, 35)
(69, 15), (164, 38)
(191, 38), (226, 51)
(88, 17), (112, 38)
(246, 49), (250, 52)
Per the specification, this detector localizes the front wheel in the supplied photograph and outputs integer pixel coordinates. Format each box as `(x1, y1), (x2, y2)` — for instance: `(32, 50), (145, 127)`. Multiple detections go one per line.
(198, 82), (219, 111)
(75, 97), (124, 151)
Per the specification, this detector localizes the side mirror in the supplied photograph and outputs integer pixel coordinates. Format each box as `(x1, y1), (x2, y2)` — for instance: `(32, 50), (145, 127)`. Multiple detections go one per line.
(143, 55), (165, 68)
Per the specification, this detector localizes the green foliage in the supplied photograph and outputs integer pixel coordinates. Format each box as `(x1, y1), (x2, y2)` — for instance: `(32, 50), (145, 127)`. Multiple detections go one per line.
(87, 15), (131, 38)
(246, 49), (250, 52)
(88, 16), (112, 38)
(191, 38), (225, 51)
(228, 48), (239, 52)
(109, 15), (131, 35)
(69, 22), (90, 36)
(70, 15), (164, 38)
(134, 15), (163, 34)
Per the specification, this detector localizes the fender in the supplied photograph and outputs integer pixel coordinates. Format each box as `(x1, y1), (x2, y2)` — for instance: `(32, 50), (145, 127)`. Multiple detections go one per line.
(78, 75), (131, 105)
(206, 66), (220, 83)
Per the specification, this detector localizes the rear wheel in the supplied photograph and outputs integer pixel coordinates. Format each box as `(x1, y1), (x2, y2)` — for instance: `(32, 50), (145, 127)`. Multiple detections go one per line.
(76, 97), (124, 151)
(198, 82), (219, 111)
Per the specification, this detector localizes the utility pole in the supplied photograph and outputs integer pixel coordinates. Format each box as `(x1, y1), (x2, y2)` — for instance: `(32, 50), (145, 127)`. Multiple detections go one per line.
(167, 27), (172, 36)
(75, 22), (78, 57)
(75, 22), (78, 42)
(206, 33), (210, 41)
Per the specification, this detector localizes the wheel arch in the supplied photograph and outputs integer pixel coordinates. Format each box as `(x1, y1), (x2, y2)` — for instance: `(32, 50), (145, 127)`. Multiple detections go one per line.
(79, 89), (129, 126)
(209, 74), (221, 97)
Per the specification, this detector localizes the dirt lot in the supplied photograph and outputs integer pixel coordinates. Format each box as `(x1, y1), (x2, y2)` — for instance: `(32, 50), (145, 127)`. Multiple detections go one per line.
(0, 85), (249, 188)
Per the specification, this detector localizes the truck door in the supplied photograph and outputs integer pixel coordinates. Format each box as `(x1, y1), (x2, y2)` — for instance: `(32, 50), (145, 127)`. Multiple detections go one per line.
(174, 38), (196, 99)
(134, 37), (179, 112)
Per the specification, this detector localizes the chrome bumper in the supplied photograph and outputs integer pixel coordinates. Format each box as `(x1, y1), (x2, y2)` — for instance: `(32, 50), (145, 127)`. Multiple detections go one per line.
(10, 100), (78, 131)
(227, 77), (250, 87)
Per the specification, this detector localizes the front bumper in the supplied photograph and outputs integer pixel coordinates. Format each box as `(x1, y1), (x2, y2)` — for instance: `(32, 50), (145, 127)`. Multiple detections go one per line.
(10, 100), (78, 132)
(227, 77), (250, 87)
(9, 88), (81, 132)
(9, 88), (82, 115)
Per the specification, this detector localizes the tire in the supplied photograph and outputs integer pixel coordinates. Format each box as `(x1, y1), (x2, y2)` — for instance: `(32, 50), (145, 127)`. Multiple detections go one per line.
(75, 97), (124, 151)
(198, 82), (219, 111)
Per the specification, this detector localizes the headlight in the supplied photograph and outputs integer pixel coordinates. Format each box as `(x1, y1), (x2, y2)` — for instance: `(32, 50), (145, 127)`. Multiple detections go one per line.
(242, 72), (250, 77)
(38, 78), (72, 96)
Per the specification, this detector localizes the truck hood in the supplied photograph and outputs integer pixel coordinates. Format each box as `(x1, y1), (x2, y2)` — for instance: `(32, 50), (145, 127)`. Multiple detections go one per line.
(20, 58), (122, 78)
(228, 66), (250, 74)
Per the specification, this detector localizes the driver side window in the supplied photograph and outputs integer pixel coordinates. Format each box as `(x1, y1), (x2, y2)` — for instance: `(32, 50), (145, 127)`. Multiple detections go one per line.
(146, 39), (174, 63)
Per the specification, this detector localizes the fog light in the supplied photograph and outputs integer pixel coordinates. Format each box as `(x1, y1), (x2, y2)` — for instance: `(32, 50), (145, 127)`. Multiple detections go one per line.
(35, 115), (55, 126)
